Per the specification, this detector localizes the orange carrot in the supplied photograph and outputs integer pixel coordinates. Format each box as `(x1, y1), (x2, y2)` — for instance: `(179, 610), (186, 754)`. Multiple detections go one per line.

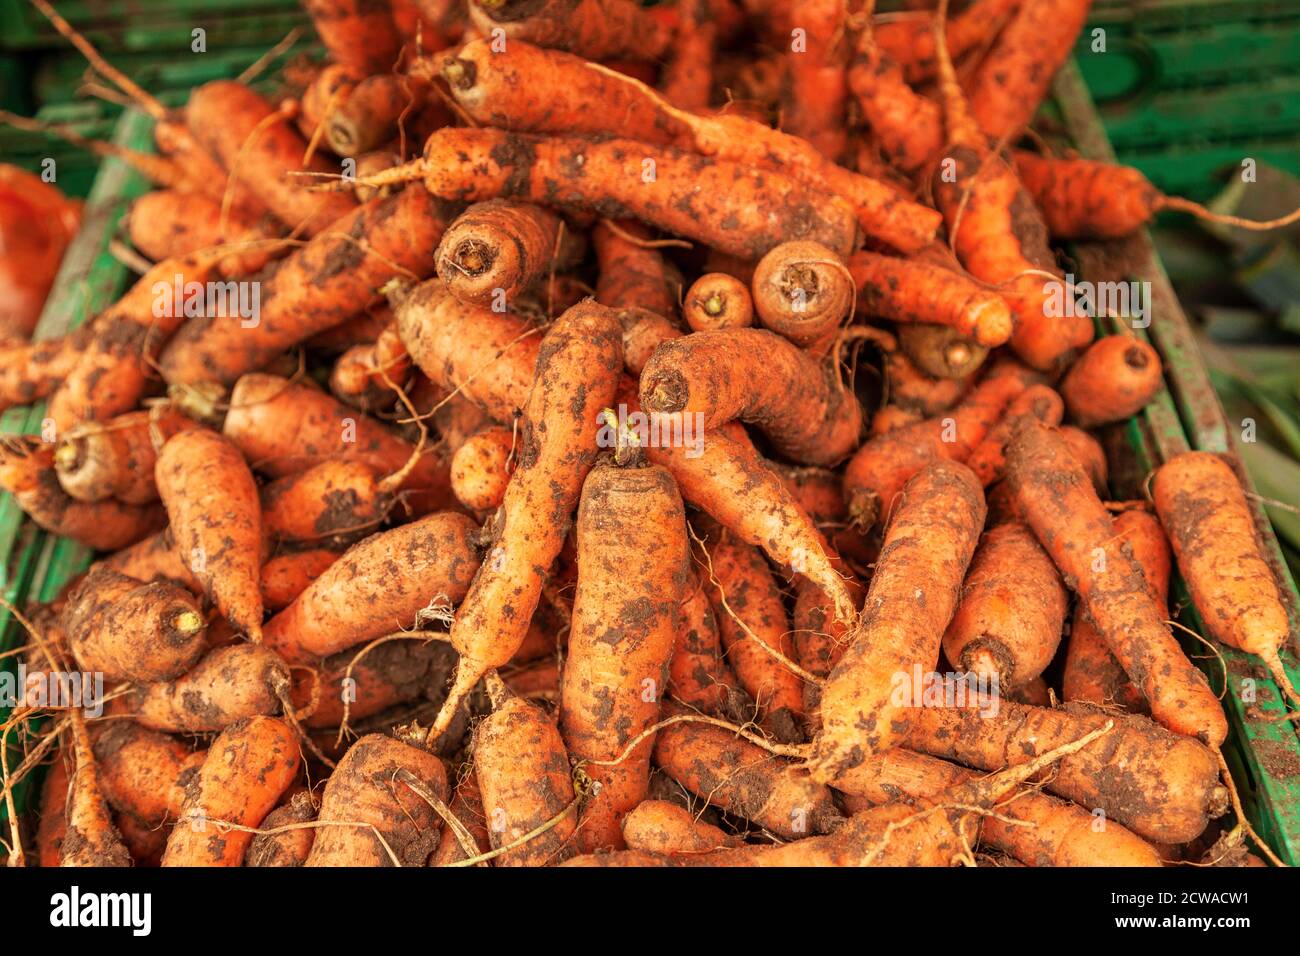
(92, 721), (198, 837)
(1060, 335), (1163, 428)
(450, 425), (514, 515)
(163, 716), (300, 866)
(326, 73), (431, 157)
(431, 769), (491, 865)
(621, 799), (740, 855)
(54, 407), (198, 504)
(751, 240), (854, 350)
(260, 549), (341, 612)
(1005, 419), (1227, 745)
(60, 714), (131, 867)
(683, 273), (753, 332)
(297, 640), (447, 728)
(124, 188), (280, 277)
(814, 460), (985, 780)
(260, 458), (389, 547)
(466, 0), (674, 60)
(96, 528), (199, 592)
(847, 14), (944, 173)
(329, 322), (412, 413)
(245, 790), (317, 866)
(1059, 424), (1108, 495)
(132, 644), (290, 733)
(435, 199), (576, 308)
(778, 0), (850, 160)
(0, 331), (87, 413)
(36, 751), (71, 867)
(963, 383), (1064, 486)
(669, 571), (748, 719)
(303, 0), (402, 74)
(155, 429), (264, 641)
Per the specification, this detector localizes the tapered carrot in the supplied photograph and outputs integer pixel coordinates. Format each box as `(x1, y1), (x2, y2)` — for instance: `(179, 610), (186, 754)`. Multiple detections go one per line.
(432, 301), (623, 739)
(132, 644), (289, 734)
(163, 716), (299, 866)
(473, 688), (578, 866)
(641, 328), (863, 466)
(0, 440), (165, 550)
(1061, 336), (1163, 428)
(260, 459), (389, 547)
(899, 698), (1227, 844)
(1005, 419), (1227, 745)
(653, 713), (842, 838)
(814, 460), (985, 780)
(941, 521), (1067, 690)
(263, 511), (479, 663)
(303, 0), (402, 73)
(964, 383), (1064, 486)
(60, 714), (131, 867)
(64, 567), (206, 683)
(751, 241), (853, 350)
(1153, 451), (1300, 707)
(669, 572), (748, 719)
(305, 733), (448, 866)
(1062, 510), (1168, 712)
(155, 429), (264, 641)
(849, 250), (1013, 348)
(778, 0), (849, 160)
(0, 331), (87, 413)
(158, 187), (451, 389)
(245, 790), (317, 867)
(54, 408), (198, 504)
(965, 0), (1093, 145)
(185, 81), (357, 236)
(560, 462), (688, 851)
(466, 0), (673, 60)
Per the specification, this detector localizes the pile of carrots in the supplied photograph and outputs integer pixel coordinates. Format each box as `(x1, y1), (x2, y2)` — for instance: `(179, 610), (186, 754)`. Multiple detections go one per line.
(2, 0), (1297, 869)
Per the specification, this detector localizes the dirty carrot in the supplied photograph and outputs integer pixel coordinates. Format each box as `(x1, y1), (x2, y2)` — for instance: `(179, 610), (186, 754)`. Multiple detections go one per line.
(1060, 335), (1163, 428)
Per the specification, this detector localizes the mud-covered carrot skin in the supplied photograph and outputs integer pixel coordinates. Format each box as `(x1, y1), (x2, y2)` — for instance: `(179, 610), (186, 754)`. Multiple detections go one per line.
(621, 799), (740, 855)
(61, 721), (131, 867)
(813, 460), (985, 780)
(668, 571), (746, 718)
(751, 240), (853, 349)
(91, 721), (196, 837)
(132, 644), (288, 733)
(0, 331), (87, 413)
(1005, 419), (1228, 746)
(873, 0), (1019, 83)
(306, 734), (448, 867)
(55, 408), (199, 505)
(1013, 151), (1162, 240)
(125, 189), (280, 277)
(1063, 510), (1168, 712)
(560, 463), (688, 852)
(847, 31), (943, 173)
(897, 699), (1227, 845)
(263, 510), (479, 664)
(1153, 451), (1296, 690)
(431, 770), (491, 866)
(302, 0), (402, 74)
(1061, 336), (1163, 428)
(450, 426), (514, 513)
(941, 521), (1067, 690)
(433, 300), (624, 738)
(684, 272), (753, 332)
(245, 791), (316, 867)
(473, 694), (578, 866)
(417, 127), (858, 261)
(640, 328), (862, 467)
(435, 199), (573, 308)
(965, 384), (1064, 486)
(259, 458), (387, 547)
(163, 716), (300, 867)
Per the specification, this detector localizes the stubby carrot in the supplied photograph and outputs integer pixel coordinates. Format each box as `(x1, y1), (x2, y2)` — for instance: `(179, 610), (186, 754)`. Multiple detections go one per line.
(245, 790), (317, 867)
(621, 799), (740, 855)
(751, 241), (853, 350)
(435, 199), (577, 308)
(684, 273), (753, 332)
(1006, 419), (1227, 746)
(54, 408), (198, 504)
(132, 644), (289, 734)
(1153, 451), (1300, 706)
(92, 722), (199, 840)
(431, 301), (623, 738)
(814, 461), (985, 781)
(263, 511), (479, 663)
(163, 716), (300, 866)
(1060, 335), (1163, 428)
(450, 426), (515, 514)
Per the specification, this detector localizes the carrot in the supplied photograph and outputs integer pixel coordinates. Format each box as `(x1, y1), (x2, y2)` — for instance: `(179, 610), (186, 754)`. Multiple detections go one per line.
(559, 462), (688, 851)
(263, 510), (479, 663)
(329, 322), (412, 412)
(669, 572), (748, 719)
(658, 0), (716, 110)
(155, 429), (264, 641)
(1060, 335), (1163, 428)
(751, 240), (854, 350)
(245, 790), (317, 867)
(653, 713), (842, 838)
(305, 733), (448, 866)
(162, 716), (299, 866)
(36, 751), (71, 867)
(466, 0), (674, 60)
(840, 748), (1161, 867)
(326, 73), (431, 157)
(431, 769), (491, 865)
(63, 566), (206, 682)
(385, 127), (858, 261)
(260, 458), (389, 547)
(96, 528), (197, 591)
(431, 301), (623, 739)
(47, 253), (224, 430)
(60, 714), (131, 867)
(1062, 509), (1168, 712)
(900, 698), (1228, 844)
(1153, 450), (1300, 706)
(1059, 424), (1108, 495)
(0, 329), (89, 413)
(472, 687), (578, 866)
(640, 328), (863, 466)
(929, 6), (1093, 371)
(841, 364), (1026, 527)
(964, 383), (1064, 486)
(778, 0), (850, 160)
(1005, 419), (1227, 745)
(297, 640), (447, 729)
(157, 187), (451, 389)
(849, 250), (1013, 348)
(132, 644), (289, 733)
(698, 527), (806, 743)
(792, 550), (866, 705)
(53, 407), (198, 504)
(876, 335), (973, 417)
(450, 425), (514, 514)
(435, 199), (575, 308)
(621, 799), (740, 855)
(0, 439), (165, 550)
(124, 189), (280, 278)
(941, 521), (1067, 690)
(297, 62), (362, 142)
(873, 0), (1019, 83)
(303, 0), (402, 73)
(260, 549), (340, 611)
(391, 282), (543, 425)
(592, 219), (677, 317)
(814, 460), (985, 779)
(683, 273), (753, 332)
(91, 721), (197, 837)
(965, 0), (1092, 144)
